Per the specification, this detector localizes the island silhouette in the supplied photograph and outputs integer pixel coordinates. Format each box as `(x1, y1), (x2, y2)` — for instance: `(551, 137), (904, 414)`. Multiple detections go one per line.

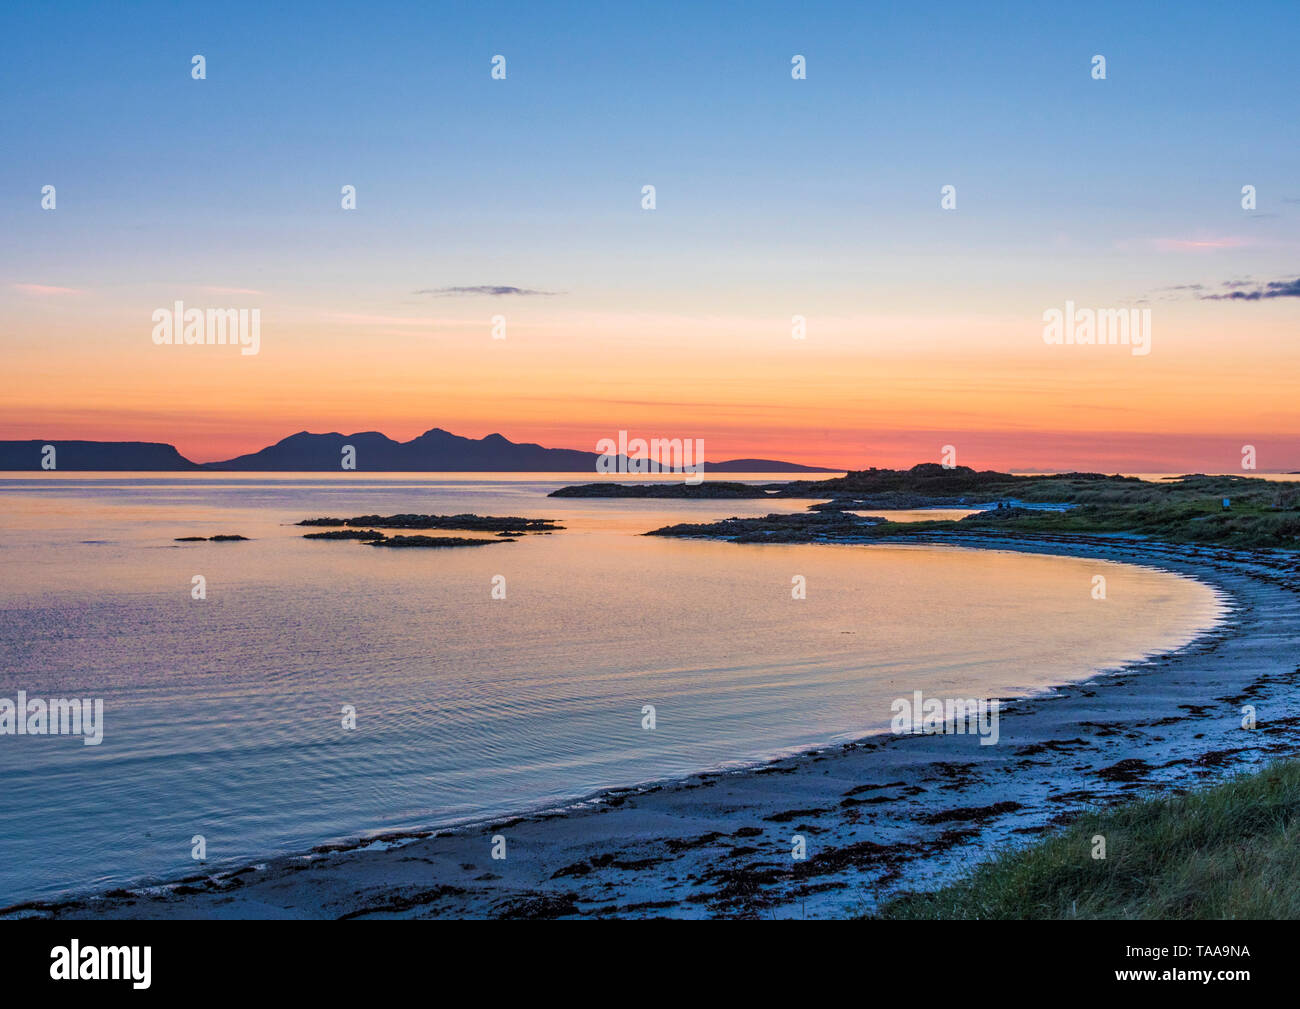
(0, 427), (840, 473)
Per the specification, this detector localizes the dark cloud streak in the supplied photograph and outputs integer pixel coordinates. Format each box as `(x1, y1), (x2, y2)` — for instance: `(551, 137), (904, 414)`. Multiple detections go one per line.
(415, 286), (559, 297)
(1199, 276), (1300, 301)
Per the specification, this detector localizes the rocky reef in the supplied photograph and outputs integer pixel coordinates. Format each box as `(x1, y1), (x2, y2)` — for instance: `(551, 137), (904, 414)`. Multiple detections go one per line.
(550, 483), (775, 499)
(366, 535), (508, 548)
(297, 513), (561, 534)
(645, 511), (887, 543)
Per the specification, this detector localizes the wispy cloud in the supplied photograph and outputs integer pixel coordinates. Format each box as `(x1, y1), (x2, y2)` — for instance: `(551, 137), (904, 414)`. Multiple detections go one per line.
(1199, 276), (1300, 301)
(1153, 237), (1249, 252)
(12, 283), (81, 296)
(415, 285), (558, 297)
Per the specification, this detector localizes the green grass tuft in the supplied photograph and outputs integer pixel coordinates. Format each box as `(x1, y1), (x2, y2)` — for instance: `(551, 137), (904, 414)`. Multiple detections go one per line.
(871, 760), (1300, 919)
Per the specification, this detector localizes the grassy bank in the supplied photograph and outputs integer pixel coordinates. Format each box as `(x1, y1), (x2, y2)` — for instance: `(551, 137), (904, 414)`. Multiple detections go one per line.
(927, 473), (1300, 549)
(871, 760), (1300, 919)
(638, 467), (1300, 550)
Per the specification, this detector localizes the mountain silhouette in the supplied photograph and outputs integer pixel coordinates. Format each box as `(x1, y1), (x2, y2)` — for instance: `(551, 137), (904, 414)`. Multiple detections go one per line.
(0, 429), (838, 472)
(0, 440), (199, 471)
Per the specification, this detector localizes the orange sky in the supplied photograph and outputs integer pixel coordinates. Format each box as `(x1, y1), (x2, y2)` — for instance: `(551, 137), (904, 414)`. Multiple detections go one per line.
(3, 293), (1297, 471)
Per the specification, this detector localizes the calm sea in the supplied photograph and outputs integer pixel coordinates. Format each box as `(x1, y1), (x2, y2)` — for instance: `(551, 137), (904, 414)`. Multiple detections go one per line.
(0, 474), (1223, 904)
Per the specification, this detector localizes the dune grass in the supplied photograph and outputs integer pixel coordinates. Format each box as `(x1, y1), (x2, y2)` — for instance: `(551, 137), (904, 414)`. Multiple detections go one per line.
(871, 760), (1300, 919)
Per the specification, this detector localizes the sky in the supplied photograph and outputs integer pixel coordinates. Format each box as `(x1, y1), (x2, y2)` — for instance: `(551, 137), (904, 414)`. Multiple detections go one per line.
(2, 0), (1297, 470)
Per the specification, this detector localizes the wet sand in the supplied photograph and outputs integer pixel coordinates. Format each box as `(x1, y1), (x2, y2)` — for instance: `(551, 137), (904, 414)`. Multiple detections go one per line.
(6, 533), (1299, 920)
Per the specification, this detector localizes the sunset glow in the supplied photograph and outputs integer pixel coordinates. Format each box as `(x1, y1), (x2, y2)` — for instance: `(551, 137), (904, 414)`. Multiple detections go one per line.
(2, 1), (1296, 471)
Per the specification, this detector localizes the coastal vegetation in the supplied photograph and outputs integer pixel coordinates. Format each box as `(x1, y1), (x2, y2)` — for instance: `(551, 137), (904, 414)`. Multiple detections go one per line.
(871, 759), (1300, 919)
(625, 465), (1300, 551)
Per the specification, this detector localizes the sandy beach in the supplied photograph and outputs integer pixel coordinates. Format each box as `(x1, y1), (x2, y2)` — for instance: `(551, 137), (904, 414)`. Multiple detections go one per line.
(6, 532), (1299, 921)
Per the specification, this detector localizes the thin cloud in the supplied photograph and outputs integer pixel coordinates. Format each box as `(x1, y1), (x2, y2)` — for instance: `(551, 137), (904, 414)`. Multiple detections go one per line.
(1199, 276), (1300, 301)
(12, 283), (81, 296)
(415, 286), (559, 297)
(1153, 237), (1249, 251)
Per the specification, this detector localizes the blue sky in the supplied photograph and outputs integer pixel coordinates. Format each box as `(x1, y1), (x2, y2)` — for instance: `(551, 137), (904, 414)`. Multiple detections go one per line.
(5, 0), (1296, 305)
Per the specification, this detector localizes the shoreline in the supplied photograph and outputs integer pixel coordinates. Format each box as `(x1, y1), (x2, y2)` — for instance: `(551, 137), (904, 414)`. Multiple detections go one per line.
(6, 532), (1298, 920)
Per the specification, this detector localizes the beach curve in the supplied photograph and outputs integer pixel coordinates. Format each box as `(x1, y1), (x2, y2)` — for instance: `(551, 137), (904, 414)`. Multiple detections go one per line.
(5, 533), (1298, 921)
